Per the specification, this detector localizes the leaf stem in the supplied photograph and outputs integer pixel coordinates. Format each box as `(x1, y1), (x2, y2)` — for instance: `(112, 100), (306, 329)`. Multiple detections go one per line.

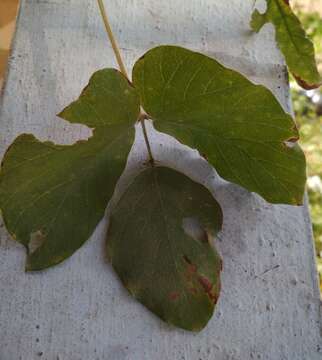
(97, 0), (128, 78)
(139, 113), (155, 166)
(96, 0), (155, 165)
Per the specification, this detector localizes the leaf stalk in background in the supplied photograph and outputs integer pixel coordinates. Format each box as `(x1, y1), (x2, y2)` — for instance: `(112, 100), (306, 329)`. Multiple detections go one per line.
(96, 0), (155, 165)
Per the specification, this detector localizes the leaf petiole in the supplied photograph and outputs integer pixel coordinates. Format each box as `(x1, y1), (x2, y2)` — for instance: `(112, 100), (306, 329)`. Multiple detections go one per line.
(139, 112), (155, 166)
(97, 0), (128, 79)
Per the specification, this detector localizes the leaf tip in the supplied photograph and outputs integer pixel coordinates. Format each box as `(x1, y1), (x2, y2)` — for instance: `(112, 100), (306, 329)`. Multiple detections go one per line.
(56, 108), (67, 121)
(292, 73), (322, 90)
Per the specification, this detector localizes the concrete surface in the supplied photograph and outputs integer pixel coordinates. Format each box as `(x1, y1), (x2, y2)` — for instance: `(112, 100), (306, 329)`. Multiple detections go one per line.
(0, 0), (321, 359)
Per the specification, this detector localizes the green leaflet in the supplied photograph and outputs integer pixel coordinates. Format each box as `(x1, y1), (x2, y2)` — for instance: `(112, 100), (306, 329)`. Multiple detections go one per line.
(0, 69), (140, 270)
(107, 166), (223, 331)
(132, 45), (306, 205)
(251, 0), (321, 89)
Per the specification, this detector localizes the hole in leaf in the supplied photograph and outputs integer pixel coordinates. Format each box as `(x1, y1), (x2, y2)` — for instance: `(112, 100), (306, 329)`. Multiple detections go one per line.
(283, 139), (298, 148)
(182, 217), (209, 244)
(28, 230), (46, 255)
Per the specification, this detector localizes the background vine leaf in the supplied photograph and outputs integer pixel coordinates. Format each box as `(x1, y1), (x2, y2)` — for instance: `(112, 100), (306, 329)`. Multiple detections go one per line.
(133, 45), (306, 205)
(0, 69), (140, 270)
(251, 0), (321, 89)
(107, 166), (223, 331)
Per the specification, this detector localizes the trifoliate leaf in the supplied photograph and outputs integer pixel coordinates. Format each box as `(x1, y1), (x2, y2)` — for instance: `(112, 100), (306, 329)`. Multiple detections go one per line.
(132, 45), (306, 205)
(107, 166), (223, 331)
(0, 69), (140, 270)
(251, 0), (321, 89)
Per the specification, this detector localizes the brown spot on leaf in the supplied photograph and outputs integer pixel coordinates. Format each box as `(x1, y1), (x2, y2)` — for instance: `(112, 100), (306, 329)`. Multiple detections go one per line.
(189, 287), (198, 295)
(28, 230), (46, 254)
(286, 135), (299, 143)
(198, 276), (212, 293)
(188, 264), (197, 274)
(201, 153), (208, 161)
(183, 255), (197, 281)
(183, 255), (192, 265)
(198, 276), (218, 304)
(169, 291), (180, 301)
(292, 73), (321, 90)
(198, 276), (219, 304)
(292, 124), (299, 132)
(183, 255), (221, 304)
(283, 132), (299, 148)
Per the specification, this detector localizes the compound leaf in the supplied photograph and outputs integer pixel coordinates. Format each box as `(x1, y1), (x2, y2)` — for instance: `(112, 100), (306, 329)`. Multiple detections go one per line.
(251, 0), (321, 89)
(107, 166), (223, 331)
(133, 45), (306, 205)
(0, 69), (140, 270)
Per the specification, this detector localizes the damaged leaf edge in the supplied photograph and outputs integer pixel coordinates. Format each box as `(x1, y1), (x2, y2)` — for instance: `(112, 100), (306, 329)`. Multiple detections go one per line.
(250, 1), (322, 89)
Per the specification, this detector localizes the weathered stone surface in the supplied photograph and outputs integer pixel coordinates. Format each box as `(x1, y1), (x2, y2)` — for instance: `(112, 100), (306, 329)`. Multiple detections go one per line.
(0, 1), (321, 359)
